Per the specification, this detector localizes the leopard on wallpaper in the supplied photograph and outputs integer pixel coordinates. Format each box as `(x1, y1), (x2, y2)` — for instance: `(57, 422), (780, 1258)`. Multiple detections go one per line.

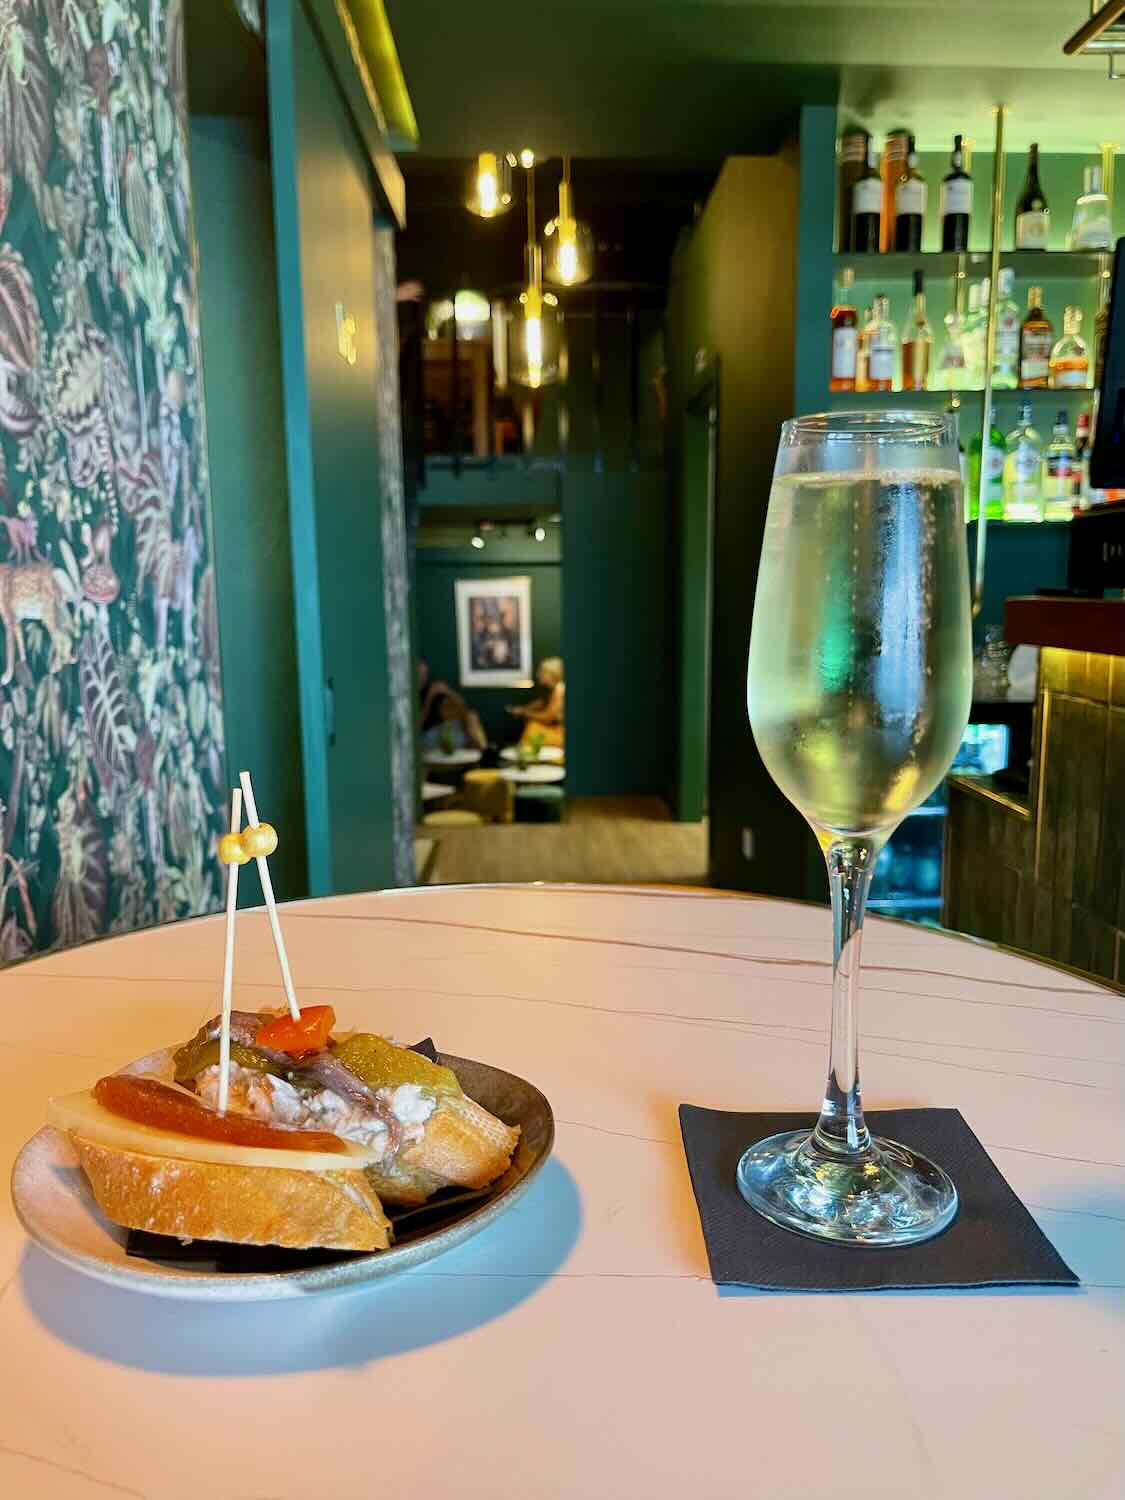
(0, 0), (226, 958)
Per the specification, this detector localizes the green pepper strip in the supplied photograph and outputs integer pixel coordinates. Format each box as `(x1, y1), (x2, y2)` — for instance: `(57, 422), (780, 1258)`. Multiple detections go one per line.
(173, 1038), (277, 1086)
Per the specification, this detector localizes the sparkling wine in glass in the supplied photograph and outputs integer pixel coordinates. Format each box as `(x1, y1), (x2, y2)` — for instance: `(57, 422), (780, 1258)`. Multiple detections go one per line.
(738, 410), (972, 1246)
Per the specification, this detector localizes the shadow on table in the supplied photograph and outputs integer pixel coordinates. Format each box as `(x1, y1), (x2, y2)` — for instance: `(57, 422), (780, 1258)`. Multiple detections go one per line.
(19, 1158), (581, 1377)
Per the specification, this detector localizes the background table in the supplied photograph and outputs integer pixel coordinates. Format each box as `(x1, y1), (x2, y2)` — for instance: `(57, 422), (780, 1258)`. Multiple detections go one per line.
(422, 747), (482, 769)
(1, 885), (1121, 1499)
(420, 780), (455, 802)
(498, 764), (566, 785)
(500, 745), (565, 764)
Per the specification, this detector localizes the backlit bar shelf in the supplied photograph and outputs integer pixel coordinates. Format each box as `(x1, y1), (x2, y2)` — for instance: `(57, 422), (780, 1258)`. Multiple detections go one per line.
(833, 250), (1108, 282)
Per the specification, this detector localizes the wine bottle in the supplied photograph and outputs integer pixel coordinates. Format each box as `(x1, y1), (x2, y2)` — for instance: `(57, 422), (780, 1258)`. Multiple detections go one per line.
(894, 135), (926, 253)
(1014, 143), (1049, 250)
(940, 135), (972, 252)
(836, 128), (869, 253)
(851, 139), (882, 254)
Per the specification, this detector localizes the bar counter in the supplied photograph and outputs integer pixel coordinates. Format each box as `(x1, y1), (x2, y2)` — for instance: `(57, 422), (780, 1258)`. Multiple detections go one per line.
(943, 598), (1124, 986)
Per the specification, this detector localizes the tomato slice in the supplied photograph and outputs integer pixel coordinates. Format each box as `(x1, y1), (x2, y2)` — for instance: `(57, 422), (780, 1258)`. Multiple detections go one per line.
(93, 1074), (349, 1153)
(255, 1004), (336, 1055)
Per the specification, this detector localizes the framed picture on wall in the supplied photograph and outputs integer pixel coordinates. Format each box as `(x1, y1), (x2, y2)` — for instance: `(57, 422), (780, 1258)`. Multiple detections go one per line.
(455, 576), (533, 687)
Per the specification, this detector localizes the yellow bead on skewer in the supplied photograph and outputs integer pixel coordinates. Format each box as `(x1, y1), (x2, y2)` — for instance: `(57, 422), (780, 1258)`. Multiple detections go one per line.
(218, 832), (250, 866)
(241, 821), (278, 859)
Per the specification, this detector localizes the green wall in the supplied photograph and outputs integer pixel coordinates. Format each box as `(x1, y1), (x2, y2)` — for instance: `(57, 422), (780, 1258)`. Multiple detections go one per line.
(415, 464), (669, 798)
(563, 472), (668, 799)
(667, 131), (826, 900)
(416, 541), (563, 743)
(268, 0), (404, 895)
(190, 115), (308, 903)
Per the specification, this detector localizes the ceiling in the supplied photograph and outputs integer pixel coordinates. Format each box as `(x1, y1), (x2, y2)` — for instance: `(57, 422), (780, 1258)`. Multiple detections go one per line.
(386, 1), (1125, 157)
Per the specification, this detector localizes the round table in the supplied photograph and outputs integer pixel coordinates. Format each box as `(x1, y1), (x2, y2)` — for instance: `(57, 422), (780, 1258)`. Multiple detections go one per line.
(498, 763), (566, 785)
(422, 747), (482, 769)
(420, 780), (455, 802)
(500, 745), (565, 764)
(1, 886), (1121, 1498)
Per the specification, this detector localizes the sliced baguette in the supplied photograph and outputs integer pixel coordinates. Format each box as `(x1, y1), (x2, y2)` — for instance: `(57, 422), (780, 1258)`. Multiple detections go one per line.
(72, 1136), (392, 1251)
(116, 1043), (520, 1209)
(365, 1091), (520, 1206)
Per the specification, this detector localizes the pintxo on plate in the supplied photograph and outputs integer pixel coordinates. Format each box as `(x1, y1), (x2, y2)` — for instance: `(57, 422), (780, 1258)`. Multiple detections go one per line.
(37, 772), (520, 1256)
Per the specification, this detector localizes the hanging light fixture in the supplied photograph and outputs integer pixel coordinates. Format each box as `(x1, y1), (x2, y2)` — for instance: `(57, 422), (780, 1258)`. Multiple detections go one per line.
(465, 151), (514, 218)
(544, 156), (594, 286)
(509, 155), (560, 389)
(425, 288), (492, 340)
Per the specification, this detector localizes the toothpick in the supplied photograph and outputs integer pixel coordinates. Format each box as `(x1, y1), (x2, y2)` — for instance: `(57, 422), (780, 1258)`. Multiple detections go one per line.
(218, 788), (242, 1115)
(239, 769), (301, 1021)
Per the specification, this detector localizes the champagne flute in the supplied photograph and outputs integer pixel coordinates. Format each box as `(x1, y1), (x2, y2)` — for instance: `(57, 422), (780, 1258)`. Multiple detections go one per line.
(738, 410), (972, 1246)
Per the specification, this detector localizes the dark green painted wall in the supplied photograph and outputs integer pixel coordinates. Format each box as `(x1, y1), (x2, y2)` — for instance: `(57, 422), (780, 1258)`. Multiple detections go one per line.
(268, 0), (400, 895)
(563, 472), (668, 799)
(667, 135), (826, 901)
(190, 115), (308, 904)
(416, 543), (563, 744)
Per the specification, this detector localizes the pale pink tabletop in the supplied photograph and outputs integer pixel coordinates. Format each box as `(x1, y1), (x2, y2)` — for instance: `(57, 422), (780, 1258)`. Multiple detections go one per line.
(1, 885), (1122, 1499)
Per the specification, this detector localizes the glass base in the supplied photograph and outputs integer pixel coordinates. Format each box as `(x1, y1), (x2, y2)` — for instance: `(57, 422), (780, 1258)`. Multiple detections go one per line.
(736, 1128), (958, 1247)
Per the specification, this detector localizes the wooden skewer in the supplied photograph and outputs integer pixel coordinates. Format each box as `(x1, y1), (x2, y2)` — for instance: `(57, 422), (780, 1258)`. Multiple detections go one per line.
(238, 769), (301, 1021)
(218, 788), (243, 1114)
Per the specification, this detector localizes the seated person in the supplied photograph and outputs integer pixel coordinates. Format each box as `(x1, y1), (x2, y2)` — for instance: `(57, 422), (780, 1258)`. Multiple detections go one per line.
(418, 659), (487, 751)
(507, 656), (565, 749)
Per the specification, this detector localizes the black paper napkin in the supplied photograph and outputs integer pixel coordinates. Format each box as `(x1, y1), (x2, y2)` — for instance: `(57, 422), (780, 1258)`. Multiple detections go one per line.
(679, 1105), (1079, 1292)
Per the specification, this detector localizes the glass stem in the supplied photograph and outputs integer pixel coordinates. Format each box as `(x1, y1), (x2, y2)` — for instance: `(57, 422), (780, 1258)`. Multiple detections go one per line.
(813, 839), (877, 1158)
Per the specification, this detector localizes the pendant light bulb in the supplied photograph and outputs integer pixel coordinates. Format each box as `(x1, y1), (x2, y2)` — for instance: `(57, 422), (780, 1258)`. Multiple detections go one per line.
(544, 160), (594, 286)
(522, 284), (545, 389)
(466, 150), (512, 218)
(509, 168), (560, 389)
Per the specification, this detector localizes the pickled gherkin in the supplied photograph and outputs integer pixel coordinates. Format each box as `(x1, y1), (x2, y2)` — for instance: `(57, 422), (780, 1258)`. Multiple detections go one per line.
(334, 1034), (461, 1095)
(173, 1037), (276, 1085)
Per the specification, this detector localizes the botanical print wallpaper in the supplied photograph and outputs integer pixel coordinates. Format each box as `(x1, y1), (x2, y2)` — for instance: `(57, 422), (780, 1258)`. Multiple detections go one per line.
(373, 225), (415, 887)
(0, 0), (226, 958)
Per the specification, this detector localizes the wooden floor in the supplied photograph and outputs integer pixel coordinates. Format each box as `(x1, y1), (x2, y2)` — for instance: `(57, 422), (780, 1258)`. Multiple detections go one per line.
(424, 797), (708, 887)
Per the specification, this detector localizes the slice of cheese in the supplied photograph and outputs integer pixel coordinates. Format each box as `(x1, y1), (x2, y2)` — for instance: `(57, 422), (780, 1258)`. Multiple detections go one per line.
(48, 1089), (380, 1173)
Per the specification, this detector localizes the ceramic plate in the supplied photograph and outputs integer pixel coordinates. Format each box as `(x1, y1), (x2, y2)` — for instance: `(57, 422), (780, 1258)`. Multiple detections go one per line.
(11, 1054), (554, 1302)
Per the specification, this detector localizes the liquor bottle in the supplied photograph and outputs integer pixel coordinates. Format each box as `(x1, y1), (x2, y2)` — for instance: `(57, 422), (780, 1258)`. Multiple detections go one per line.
(829, 267), (859, 391)
(836, 128), (869, 252)
(1019, 286), (1053, 388)
(880, 131), (910, 253)
(1050, 305), (1089, 388)
(1014, 143), (1049, 250)
(1003, 401), (1044, 520)
(1073, 410), (1091, 506)
(864, 295), (897, 391)
(992, 267), (1020, 389)
(963, 281), (984, 387)
(940, 134), (972, 251)
(1043, 410), (1076, 520)
(901, 269), (932, 390)
(855, 303), (872, 391)
(851, 139), (883, 253)
(967, 417), (1006, 521)
(1067, 165), (1112, 251)
(894, 135), (926, 252)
